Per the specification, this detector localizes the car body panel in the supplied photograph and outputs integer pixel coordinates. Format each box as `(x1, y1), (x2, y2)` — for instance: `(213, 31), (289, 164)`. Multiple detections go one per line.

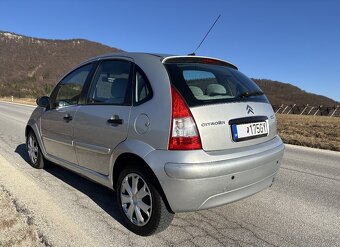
(73, 105), (132, 175)
(145, 135), (284, 212)
(190, 102), (277, 151)
(40, 105), (78, 164)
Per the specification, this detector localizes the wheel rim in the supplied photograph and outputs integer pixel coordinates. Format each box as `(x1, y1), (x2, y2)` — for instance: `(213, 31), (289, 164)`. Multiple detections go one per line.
(27, 135), (38, 164)
(120, 173), (152, 226)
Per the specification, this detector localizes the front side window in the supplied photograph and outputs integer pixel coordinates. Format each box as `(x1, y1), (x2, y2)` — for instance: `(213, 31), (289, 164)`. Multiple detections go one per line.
(54, 63), (92, 108)
(87, 60), (132, 105)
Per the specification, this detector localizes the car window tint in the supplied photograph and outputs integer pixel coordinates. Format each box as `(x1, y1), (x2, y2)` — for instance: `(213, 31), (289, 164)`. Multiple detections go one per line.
(182, 68), (238, 100)
(135, 69), (152, 104)
(87, 60), (131, 105)
(54, 63), (92, 108)
(165, 63), (267, 106)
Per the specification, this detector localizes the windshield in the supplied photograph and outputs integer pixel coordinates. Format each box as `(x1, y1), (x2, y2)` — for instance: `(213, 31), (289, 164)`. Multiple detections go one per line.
(165, 63), (268, 106)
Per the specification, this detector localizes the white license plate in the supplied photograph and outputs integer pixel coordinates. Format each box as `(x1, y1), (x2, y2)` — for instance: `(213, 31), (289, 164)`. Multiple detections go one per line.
(232, 120), (269, 141)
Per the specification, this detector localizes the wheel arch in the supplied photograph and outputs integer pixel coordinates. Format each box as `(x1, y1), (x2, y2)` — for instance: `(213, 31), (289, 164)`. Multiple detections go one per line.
(25, 120), (47, 156)
(112, 151), (174, 213)
(25, 123), (34, 138)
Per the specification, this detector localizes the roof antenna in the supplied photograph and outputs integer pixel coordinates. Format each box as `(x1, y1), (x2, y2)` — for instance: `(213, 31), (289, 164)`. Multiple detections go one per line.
(189, 14), (221, 56)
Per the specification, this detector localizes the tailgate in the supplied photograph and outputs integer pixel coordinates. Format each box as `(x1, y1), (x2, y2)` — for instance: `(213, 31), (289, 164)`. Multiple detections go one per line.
(190, 102), (277, 151)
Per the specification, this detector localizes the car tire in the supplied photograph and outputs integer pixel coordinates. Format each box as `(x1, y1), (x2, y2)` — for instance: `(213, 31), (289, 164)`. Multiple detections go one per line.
(26, 131), (46, 169)
(116, 165), (174, 236)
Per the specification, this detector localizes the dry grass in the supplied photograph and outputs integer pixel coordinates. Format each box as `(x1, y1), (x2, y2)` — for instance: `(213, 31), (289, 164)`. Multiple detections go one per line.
(277, 114), (340, 151)
(0, 97), (36, 106)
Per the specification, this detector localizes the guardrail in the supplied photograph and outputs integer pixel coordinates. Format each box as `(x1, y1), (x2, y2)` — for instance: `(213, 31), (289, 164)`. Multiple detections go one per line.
(273, 104), (340, 117)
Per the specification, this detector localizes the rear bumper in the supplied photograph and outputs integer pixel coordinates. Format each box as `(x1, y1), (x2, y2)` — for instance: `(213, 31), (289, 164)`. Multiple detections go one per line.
(144, 136), (284, 212)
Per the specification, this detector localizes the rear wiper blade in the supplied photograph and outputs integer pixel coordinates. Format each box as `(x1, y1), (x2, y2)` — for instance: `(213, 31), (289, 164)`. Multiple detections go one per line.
(236, 90), (264, 98)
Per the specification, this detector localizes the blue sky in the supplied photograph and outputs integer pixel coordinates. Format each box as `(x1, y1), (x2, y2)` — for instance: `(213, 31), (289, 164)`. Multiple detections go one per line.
(1, 0), (339, 102)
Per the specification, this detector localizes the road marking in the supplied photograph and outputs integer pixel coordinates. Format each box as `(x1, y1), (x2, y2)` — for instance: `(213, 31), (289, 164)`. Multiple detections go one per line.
(281, 166), (340, 182)
(0, 101), (36, 108)
(285, 144), (340, 155)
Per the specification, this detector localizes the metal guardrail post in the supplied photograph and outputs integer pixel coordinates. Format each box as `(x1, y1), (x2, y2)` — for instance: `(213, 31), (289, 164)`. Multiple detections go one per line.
(314, 105), (322, 116)
(300, 104), (308, 115)
(274, 103), (339, 117)
(307, 107), (314, 115)
(287, 104), (296, 114)
(330, 105), (339, 117)
(275, 104), (284, 114)
(281, 105), (289, 114)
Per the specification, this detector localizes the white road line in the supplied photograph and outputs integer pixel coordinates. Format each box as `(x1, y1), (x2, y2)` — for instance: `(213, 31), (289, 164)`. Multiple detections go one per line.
(0, 101), (36, 108)
(285, 144), (340, 155)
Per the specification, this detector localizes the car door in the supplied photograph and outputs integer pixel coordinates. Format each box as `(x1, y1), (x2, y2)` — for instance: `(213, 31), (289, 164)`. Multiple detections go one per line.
(73, 60), (133, 175)
(40, 63), (93, 164)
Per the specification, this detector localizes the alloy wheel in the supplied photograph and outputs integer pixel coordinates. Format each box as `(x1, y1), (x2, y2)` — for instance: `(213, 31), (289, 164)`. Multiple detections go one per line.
(27, 135), (39, 164)
(120, 173), (152, 226)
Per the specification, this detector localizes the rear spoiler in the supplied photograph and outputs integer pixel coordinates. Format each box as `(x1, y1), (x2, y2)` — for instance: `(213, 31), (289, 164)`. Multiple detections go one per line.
(162, 56), (238, 70)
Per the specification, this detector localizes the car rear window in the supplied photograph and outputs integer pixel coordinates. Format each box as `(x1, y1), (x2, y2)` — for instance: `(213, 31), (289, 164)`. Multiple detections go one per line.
(164, 62), (268, 107)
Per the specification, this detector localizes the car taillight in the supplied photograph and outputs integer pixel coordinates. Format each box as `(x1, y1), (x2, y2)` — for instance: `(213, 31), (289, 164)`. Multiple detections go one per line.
(169, 85), (202, 150)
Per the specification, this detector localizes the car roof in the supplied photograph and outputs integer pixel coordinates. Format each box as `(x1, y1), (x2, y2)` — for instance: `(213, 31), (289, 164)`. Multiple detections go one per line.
(80, 52), (238, 70)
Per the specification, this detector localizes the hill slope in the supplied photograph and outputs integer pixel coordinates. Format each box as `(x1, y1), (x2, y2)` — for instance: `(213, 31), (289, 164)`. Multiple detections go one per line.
(0, 31), (338, 106)
(0, 31), (119, 97)
(254, 79), (339, 106)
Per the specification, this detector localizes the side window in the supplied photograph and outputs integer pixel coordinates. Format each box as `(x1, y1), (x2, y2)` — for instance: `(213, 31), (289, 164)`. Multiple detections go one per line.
(54, 63), (92, 108)
(135, 68), (152, 105)
(87, 60), (132, 105)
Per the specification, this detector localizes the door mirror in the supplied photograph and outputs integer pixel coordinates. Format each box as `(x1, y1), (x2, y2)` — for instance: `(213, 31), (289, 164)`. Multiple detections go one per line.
(36, 96), (50, 108)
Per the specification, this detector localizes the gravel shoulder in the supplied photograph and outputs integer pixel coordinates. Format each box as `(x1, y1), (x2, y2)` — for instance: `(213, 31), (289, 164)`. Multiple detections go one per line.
(0, 185), (43, 247)
(0, 154), (99, 247)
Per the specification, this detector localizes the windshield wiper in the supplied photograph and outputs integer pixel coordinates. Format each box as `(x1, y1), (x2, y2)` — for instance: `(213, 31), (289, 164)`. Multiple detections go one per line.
(236, 90), (264, 99)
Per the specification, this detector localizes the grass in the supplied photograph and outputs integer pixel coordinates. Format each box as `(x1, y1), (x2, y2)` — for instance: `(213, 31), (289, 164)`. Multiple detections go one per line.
(277, 114), (340, 151)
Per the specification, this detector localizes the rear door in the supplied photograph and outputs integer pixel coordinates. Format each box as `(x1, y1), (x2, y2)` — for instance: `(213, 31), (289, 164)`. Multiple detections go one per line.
(40, 63), (93, 164)
(73, 60), (132, 175)
(164, 58), (277, 151)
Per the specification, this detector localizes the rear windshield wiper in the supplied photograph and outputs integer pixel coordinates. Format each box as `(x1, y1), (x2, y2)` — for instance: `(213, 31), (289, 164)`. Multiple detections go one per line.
(236, 90), (264, 99)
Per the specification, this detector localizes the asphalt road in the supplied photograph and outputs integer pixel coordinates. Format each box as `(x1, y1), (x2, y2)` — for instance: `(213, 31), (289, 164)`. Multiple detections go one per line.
(0, 101), (339, 247)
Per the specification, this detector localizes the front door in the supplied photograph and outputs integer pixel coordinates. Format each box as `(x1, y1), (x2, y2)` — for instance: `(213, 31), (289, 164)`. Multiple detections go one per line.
(41, 63), (93, 164)
(73, 60), (132, 175)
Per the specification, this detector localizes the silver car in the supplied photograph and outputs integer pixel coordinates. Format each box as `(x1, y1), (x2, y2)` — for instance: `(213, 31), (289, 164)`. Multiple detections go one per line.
(26, 52), (284, 236)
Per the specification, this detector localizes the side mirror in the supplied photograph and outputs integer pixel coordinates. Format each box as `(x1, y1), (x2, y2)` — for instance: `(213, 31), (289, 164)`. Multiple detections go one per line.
(36, 96), (50, 108)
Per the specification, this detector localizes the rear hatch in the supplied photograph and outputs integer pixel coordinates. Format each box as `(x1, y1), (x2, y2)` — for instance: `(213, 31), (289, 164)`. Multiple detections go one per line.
(164, 56), (277, 151)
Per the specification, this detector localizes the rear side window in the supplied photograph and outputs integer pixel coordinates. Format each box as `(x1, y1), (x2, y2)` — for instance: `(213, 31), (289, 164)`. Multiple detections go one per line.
(165, 63), (268, 106)
(134, 67), (152, 105)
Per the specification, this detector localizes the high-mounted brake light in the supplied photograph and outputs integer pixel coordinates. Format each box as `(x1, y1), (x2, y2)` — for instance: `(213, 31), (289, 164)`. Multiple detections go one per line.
(169, 85), (202, 150)
(201, 58), (221, 65)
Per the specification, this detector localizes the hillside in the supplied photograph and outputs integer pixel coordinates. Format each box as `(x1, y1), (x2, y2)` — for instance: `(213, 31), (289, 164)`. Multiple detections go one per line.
(0, 31), (338, 106)
(254, 79), (339, 106)
(0, 31), (119, 97)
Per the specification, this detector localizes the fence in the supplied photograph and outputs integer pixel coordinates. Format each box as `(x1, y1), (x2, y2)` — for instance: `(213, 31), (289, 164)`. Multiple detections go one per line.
(273, 104), (340, 117)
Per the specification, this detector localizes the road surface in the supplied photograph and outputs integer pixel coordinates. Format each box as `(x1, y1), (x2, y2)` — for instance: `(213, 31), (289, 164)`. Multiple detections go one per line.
(0, 101), (339, 247)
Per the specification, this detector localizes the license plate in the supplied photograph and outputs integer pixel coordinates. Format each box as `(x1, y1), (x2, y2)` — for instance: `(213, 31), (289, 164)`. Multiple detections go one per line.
(232, 120), (269, 141)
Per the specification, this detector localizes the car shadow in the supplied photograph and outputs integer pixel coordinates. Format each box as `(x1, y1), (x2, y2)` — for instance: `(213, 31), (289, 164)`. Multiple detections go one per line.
(15, 143), (31, 163)
(15, 143), (124, 226)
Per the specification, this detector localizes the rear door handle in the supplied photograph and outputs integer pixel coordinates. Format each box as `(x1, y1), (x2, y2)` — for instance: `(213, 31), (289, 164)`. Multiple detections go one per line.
(107, 116), (123, 125)
(63, 114), (73, 122)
